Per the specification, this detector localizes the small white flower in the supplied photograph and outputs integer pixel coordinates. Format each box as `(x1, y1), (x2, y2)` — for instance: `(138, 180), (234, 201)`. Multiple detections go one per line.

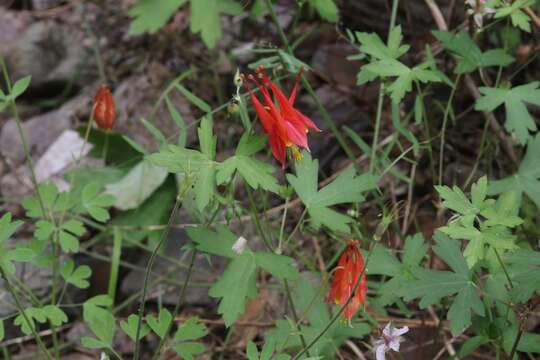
(232, 236), (248, 254)
(374, 322), (409, 360)
(466, 0), (496, 28)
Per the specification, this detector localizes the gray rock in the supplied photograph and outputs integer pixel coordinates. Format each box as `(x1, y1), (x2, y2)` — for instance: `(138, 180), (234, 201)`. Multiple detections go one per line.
(3, 20), (92, 88)
(0, 107), (72, 165)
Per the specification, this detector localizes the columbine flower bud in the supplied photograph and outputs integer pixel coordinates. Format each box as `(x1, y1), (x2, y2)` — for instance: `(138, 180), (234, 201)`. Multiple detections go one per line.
(93, 84), (116, 131)
(232, 236), (248, 254)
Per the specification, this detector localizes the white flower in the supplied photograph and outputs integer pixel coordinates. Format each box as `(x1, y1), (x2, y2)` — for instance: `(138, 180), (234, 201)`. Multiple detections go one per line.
(466, 0), (496, 27)
(232, 236), (248, 254)
(374, 322), (409, 360)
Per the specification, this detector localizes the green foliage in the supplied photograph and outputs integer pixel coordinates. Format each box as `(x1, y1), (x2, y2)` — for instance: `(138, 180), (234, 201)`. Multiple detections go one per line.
(146, 309), (173, 339)
(286, 152), (377, 233)
(148, 116), (217, 212)
(368, 234), (427, 305)
(436, 176), (522, 268)
(308, 0), (339, 22)
(354, 26), (442, 102)
(172, 317), (208, 359)
(14, 307), (47, 335)
(246, 340), (291, 360)
(128, 0), (186, 34)
(61, 259), (92, 289)
(81, 183), (116, 222)
(217, 134), (281, 194)
(266, 274), (371, 357)
(0, 213), (34, 274)
(120, 314), (151, 341)
(129, 0), (242, 48)
(433, 30), (514, 74)
(81, 295), (116, 349)
(400, 233), (485, 336)
(188, 226), (299, 326)
(475, 82), (540, 144)
(495, 0), (536, 32)
(489, 134), (540, 208)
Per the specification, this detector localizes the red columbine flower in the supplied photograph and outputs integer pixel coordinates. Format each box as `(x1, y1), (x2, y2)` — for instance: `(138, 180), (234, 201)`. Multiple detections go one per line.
(93, 84), (116, 131)
(241, 66), (320, 168)
(327, 240), (367, 322)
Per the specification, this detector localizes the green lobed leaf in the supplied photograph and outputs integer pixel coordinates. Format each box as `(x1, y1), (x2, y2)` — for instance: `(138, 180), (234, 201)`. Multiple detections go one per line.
(147, 309), (173, 339)
(120, 314), (150, 341)
(128, 0), (187, 34)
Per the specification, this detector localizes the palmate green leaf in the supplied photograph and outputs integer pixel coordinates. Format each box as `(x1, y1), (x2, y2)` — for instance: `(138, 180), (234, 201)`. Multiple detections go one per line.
(286, 152), (377, 233)
(83, 295), (115, 348)
(356, 26), (409, 61)
(435, 183), (480, 216)
(505, 250), (540, 302)
(495, 0), (535, 32)
(42, 305), (68, 326)
(190, 226), (299, 326)
(61, 259), (92, 289)
(0, 213), (23, 244)
(489, 134), (540, 208)
(147, 309), (173, 339)
(128, 0), (186, 34)
(400, 234), (484, 336)
(187, 225), (237, 258)
(475, 82), (540, 144)
(148, 117), (217, 212)
(190, 0), (243, 48)
(171, 317), (207, 359)
(105, 160), (168, 211)
(120, 314), (150, 341)
(81, 183), (115, 222)
(433, 30), (514, 74)
(208, 252), (258, 327)
(308, 0), (338, 22)
(22, 182), (74, 218)
(14, 307), (47, 335)
(363, 60), (441, 103)
(217, 134), (281, 194)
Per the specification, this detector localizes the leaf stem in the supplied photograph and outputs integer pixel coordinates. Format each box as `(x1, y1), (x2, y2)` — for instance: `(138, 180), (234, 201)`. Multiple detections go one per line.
(0, 268), (53, 360)
(132, 182), (190, 360)
(438, 74), (461, 185)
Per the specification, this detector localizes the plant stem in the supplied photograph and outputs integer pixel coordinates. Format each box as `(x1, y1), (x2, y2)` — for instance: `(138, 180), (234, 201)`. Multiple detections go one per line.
(133, 185), (189, 360)
(438, 74), (461, 185)
(370, 0), (399, 173)
(151, 251), (197, 359)
(370, 84), (385, 173)
(245, 184), (311, 356)
(0, 57), (46, 216)
(293, 243), (375, 360)
(0, 268), (53, 360)
(1, 56), (61, 358)
(107, 227), (123, 306)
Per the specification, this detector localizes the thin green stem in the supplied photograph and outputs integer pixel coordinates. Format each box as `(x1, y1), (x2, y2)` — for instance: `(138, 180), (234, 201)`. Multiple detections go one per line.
(0, 57), (46, 216)
(438, 74), (461, 185)
(107, 227), (123, 306)
(133, 183), (190, 360)
(245, 185), (311, 356)
(0, 269), (53, 360)
(293, 243), (375, 360)
(151, 251), (197, 359)
(370, 84), (385, 173)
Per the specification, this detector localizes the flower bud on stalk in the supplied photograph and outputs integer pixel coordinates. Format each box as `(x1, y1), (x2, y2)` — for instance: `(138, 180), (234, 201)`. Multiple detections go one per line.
(93, 84), (116, 131)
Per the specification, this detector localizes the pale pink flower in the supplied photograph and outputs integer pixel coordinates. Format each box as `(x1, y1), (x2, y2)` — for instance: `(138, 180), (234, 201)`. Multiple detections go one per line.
(374, 322), (409, 360)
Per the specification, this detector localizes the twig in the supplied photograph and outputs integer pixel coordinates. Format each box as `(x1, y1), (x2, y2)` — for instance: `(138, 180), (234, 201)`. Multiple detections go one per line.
(523, 6), (540, 30)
